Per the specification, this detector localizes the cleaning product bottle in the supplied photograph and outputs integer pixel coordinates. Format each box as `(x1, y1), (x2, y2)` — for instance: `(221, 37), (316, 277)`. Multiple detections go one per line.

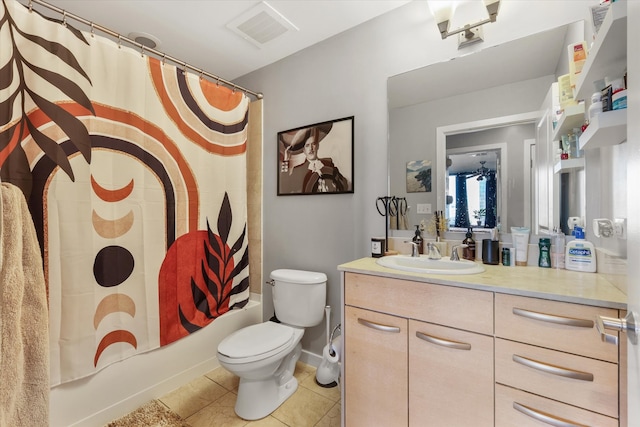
(538, 238), (551, 268)
(462, 227), (475, 261)
(565, 226), (596, 273)
(412, 225), (424, 255)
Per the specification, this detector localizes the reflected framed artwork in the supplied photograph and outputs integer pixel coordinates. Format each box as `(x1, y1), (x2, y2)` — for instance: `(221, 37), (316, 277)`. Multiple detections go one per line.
(406, 160), (431, 193)
(277, 116), (354, 195)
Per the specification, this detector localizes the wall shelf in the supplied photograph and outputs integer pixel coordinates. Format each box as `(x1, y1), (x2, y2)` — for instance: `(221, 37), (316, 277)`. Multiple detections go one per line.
(578, 109), (627, 150)
(552, 104), (585, 141)
(554, 158), (585, 174)
(574, 1), (627, 102)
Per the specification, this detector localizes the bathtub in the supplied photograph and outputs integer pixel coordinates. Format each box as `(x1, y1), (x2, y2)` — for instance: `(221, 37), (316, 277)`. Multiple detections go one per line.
(50, 298), (261, 427)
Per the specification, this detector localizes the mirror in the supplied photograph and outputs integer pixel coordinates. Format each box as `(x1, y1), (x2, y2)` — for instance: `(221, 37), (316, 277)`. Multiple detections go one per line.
(388, 21), (585, 235)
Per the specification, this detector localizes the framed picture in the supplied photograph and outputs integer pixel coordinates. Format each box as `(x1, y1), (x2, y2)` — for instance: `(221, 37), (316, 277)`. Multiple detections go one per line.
(277, 116), (354, 195)
(406, 160), (432, 193)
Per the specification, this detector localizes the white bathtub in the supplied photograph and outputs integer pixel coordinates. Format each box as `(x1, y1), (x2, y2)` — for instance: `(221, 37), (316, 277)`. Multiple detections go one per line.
(50, 298), (262, 427)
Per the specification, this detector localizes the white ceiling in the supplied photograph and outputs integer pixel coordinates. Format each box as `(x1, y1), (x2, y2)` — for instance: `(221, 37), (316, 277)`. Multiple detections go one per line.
(31, 0), (412, 83)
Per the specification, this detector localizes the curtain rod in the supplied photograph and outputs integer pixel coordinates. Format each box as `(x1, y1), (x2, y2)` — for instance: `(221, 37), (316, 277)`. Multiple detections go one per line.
(24, 0), (263, 100)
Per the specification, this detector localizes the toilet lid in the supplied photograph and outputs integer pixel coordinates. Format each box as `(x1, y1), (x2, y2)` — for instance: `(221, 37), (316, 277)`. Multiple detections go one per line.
(218, 322), (294, 359)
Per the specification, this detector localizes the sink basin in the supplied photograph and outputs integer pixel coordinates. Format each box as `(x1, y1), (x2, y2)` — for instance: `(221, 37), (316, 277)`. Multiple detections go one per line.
(376, 255), (485, 275)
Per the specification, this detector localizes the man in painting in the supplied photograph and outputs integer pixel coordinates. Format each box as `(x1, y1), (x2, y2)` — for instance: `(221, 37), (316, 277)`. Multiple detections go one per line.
(279, 123), (349, 194)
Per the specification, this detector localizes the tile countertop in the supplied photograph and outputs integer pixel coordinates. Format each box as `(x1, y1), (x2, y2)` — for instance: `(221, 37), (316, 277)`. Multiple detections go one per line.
(338, 257), (627, 310)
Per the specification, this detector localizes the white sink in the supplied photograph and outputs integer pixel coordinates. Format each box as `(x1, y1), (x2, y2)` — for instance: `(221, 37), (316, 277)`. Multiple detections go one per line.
(376, 255), (485, 275)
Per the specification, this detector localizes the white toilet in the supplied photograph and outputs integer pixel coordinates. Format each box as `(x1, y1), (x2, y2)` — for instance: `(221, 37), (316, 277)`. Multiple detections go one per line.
(217, 269), (327, 420)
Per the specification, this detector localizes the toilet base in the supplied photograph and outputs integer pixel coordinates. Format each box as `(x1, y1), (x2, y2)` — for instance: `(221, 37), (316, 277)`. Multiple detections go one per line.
(234, 342), (302, 420)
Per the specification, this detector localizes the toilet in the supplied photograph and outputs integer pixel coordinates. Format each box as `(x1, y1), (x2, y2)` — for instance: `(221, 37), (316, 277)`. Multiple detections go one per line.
(217, 269), (327, 420)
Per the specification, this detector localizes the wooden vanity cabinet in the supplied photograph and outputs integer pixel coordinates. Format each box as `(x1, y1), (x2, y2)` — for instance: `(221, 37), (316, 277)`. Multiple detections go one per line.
(494, 293), (623, 426)
(343, 272), (494, 427)
(344, 305), (408, 427)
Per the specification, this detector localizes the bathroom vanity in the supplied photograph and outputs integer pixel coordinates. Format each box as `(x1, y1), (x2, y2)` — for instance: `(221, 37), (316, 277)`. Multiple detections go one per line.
(338, 258), (627, 427)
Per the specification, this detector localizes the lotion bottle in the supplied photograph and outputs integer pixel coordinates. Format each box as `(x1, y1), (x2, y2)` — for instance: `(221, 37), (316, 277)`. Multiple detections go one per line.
(462, 227), (475, 261)
(412, 225), (424, 255)
(565, 226), (596, 273)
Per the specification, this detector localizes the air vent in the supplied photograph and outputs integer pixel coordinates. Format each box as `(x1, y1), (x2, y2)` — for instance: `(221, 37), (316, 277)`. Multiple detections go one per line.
(227, 1), (298, 48)
(128, 32), (161, 49)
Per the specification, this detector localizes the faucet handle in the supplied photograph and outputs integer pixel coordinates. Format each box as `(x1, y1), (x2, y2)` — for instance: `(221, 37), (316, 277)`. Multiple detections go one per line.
(450, 244), (468, 261)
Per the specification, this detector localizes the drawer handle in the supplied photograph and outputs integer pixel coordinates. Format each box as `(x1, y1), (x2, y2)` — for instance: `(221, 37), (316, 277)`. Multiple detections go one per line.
(357, 318), (400, 333)
(416, 331), (471, 351)
(513, 307), (594, 328)
(513, 402), (589, 427)
(512, 354), (594, 382)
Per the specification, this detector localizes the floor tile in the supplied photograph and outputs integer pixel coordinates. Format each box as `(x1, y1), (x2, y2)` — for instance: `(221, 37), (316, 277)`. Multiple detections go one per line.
(159, 376), (228, 419)
(314, 402), (341, 427)
(300, 374), (341, 402)
(205, 366), (240, 391)
(271, 385), (335, 427)
(185, 392), (246, 427)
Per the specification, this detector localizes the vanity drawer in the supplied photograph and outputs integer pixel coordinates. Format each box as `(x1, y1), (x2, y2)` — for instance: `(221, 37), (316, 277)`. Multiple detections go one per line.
(495, 384), (618, 427)
(495, 338), (618, 418)
(344, 272), (493, 335)
(495, 293), (619, 362)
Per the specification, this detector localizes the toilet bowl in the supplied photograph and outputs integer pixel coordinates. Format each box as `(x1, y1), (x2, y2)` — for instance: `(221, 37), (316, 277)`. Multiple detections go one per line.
(217, 269), (327, 420)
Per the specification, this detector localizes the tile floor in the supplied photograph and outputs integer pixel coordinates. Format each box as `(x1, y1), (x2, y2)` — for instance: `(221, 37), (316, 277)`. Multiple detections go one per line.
(157, 362), (341, 427)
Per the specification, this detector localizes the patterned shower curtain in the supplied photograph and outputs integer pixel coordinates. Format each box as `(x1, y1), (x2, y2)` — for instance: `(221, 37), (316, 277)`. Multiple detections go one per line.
(0, 0), (250, 385)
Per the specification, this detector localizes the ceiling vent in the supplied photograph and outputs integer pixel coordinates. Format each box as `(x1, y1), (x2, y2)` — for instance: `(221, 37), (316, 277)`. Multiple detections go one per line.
(227, 1), (298, 48)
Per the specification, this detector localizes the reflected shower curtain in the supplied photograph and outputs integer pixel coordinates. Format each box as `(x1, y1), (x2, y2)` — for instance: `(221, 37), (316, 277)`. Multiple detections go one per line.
(0, 0), (250, 385)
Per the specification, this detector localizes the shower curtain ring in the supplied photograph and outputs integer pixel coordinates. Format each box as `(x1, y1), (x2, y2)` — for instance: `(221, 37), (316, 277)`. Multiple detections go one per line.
(232, 84), (236, 93)
(118, 35), (122, 49)
(199, 69), (204, 80)
(216, 77), (220, 86)
(28, 0), (32, 12)
(140, 45), (145, 57)
(62, 11), (67, 27)
(161, 54), (166, 65)
(182, 62), (187, 74)
(90, 22), (95, 37)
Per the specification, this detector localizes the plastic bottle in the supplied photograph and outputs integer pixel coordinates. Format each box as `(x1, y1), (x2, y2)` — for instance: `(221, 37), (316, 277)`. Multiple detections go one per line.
(412, 225), (424, 255)
(462, 227), (475, 261)
(538, 238), (551, 268)
(552, 228), (565, 269)
(565, 226), (597, 273)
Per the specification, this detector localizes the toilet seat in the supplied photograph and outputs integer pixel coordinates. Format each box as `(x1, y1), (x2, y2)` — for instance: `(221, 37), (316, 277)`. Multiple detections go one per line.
(218, 322), (296, 364)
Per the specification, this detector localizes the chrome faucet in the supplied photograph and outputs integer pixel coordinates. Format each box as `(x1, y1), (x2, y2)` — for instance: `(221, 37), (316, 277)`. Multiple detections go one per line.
(426, 242), (442, 260)
(450, 244), (468, 261)
(405, 241), (420, 257)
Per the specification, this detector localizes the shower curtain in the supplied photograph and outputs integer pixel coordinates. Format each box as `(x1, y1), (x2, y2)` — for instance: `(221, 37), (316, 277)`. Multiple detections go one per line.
(0, 0), (250, 385)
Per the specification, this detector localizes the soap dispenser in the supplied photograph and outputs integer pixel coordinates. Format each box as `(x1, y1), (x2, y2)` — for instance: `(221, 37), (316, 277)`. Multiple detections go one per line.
(462, 227), (475, 261)
(412, 225), (424, 255)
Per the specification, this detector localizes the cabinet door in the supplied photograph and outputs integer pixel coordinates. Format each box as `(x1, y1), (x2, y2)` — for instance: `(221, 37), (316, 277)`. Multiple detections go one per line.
(344, 305), (408, 427)
(409, 320), (494, 427)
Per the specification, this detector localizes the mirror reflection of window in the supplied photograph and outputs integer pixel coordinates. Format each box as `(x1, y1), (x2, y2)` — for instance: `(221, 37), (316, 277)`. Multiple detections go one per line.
(446, 152), (498, 230)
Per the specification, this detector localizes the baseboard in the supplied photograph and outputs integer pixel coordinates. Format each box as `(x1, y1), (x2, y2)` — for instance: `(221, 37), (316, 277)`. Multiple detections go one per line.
(299, 349), (322, 368)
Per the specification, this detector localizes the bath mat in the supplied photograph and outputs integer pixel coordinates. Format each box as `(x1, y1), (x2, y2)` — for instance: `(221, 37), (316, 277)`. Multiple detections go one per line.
(105, 400), (190, 427)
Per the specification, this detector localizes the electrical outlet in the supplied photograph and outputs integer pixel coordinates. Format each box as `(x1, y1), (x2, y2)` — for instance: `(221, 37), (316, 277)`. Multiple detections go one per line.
(417, 203), (431, 214)
(614, 218), (627, 239)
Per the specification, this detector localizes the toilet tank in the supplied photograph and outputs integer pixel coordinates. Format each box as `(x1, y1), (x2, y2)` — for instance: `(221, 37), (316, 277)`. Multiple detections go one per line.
(270, 269), (327, 327)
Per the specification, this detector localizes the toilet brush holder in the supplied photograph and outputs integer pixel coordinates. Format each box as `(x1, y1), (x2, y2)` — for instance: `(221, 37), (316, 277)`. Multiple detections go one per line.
(315, 336), (341, 387)
(316, 324), (341, 388)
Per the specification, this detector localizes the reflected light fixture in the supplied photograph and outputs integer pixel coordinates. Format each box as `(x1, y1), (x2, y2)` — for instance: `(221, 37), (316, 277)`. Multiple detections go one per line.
(428, 0), (501, 48)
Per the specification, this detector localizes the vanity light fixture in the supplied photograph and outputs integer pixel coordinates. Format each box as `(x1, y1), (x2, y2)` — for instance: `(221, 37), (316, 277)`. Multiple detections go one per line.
(428, 0), (501, 49)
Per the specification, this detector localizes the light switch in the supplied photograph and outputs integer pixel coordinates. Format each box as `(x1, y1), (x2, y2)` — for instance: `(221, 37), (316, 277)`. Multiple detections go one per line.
(417, 203), (431, 214)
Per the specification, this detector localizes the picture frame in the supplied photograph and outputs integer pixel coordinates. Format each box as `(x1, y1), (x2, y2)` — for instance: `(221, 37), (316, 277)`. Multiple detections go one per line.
(406, 160), (432, 193)
(277, 116), (354, 195)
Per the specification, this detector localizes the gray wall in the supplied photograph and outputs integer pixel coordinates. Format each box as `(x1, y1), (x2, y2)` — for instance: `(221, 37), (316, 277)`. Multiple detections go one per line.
(235, 1), (594, 357)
